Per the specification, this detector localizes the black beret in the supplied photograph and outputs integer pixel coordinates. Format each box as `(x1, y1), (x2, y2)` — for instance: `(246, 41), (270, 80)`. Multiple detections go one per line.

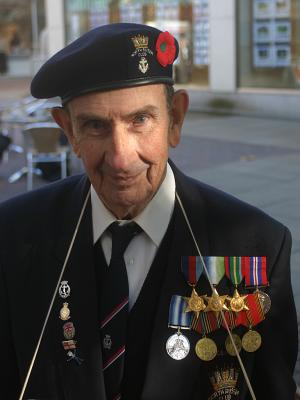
(31, 23), (179, 104)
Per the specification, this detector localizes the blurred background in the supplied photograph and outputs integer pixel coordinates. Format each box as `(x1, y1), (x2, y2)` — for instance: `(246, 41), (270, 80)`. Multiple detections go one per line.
(0, 0), (300, 394)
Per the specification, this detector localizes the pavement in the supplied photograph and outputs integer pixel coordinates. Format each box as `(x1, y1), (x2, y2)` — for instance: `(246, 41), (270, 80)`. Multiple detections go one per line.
(0, 77), (300, 392)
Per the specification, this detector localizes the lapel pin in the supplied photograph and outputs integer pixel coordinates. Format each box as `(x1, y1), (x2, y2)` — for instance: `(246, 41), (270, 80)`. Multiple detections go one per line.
(59, 280), (71, 299)
(60, 302), (71, 320)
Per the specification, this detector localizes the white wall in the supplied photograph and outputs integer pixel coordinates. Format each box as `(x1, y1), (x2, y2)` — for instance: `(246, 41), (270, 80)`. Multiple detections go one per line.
(209, 0), (236, 92)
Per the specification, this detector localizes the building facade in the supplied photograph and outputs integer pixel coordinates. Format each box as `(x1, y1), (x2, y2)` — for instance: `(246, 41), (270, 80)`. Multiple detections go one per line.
(1, 0), (299, 118)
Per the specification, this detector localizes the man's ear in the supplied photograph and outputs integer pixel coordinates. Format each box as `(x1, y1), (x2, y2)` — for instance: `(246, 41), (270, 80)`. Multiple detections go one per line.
(51, 107), (81, 158)
(168, 89), (189, 148)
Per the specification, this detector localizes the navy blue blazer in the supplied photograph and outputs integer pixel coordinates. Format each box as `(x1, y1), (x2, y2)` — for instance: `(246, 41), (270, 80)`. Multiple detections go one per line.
(0, 163), (297, 399)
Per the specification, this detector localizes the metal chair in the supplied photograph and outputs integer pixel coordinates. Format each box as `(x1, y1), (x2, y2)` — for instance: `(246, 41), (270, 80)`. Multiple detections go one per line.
(23, 122), (68, 191)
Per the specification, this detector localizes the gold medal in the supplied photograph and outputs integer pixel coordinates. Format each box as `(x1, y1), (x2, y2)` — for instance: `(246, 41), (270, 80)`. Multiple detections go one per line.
(204, 288), (229, 313)
(229, 289), (249, 312)
(195, 337), (217, 361)
(225, 333), (242, 356)
(60, 302), (71, 321)
(242, 330), (262, 352)
(185, 288), (206, 318)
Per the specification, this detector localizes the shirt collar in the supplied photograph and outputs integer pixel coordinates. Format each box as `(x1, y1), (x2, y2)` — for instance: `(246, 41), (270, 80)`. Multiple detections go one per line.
(91, 163), (176, 246)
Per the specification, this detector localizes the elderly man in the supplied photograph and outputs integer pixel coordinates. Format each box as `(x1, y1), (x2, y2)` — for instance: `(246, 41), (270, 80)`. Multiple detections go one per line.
(0, 23), (298, 400)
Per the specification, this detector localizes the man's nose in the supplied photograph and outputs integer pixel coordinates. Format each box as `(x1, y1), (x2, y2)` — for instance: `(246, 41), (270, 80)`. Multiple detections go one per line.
(105, 125), (136, 171)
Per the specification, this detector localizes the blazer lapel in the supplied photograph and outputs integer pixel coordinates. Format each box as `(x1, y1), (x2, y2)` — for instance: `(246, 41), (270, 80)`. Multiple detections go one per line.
(141, 166), (253, 400)
(141, 169), (211, 400)
(44, 176), (106, 400)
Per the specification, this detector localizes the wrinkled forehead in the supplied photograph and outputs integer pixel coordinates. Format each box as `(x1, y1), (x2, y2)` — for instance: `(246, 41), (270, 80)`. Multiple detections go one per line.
(66, 84), (167, 118)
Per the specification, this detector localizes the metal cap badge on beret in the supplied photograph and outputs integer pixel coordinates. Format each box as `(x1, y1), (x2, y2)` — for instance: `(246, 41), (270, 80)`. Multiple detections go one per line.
(31, 23), (179, 104)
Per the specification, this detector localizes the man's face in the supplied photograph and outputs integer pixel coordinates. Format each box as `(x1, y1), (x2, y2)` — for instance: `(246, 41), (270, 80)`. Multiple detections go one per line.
(53, 84), (188, 218)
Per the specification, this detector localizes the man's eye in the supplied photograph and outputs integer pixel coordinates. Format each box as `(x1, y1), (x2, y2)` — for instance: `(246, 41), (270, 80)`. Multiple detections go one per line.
(133, 114), (149, 125)
(85, 120), (106, 130)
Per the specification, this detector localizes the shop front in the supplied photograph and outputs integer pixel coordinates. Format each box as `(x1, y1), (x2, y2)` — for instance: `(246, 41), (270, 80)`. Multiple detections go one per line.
(63, 0), (210, 86)
(238, 0), (300, 90)
(0, 0), (45, 77)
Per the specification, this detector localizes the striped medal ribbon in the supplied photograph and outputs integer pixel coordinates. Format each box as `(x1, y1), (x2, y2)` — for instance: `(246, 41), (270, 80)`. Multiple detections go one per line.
(203, 256), (225, 285)
(244, 256), (268, 287)
(192, 311), (222, 335)
(181, 256), (204, 286)
(168, 295), (192, 329)
(224, 256), (244, 286)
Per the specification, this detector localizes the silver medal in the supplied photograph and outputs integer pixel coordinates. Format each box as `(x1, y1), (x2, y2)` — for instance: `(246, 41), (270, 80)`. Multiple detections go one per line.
(257, 290), (271, 314)
(166, 332), (190, 360)
(59, 280), (71, 299)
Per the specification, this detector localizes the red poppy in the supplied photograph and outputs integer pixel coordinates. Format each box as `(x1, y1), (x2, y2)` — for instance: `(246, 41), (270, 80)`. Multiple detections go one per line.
(156, 31), (176, 67)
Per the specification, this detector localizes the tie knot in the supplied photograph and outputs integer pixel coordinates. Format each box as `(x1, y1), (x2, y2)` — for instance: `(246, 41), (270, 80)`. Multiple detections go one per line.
(108, 221), (142, 258)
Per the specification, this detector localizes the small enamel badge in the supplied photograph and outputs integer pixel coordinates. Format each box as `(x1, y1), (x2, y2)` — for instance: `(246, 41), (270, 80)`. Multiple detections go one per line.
(60, 302), (71, 320)
(59, 280), (71, 299)
(103, 334), (112, 350)
(63, 321), (75, 340)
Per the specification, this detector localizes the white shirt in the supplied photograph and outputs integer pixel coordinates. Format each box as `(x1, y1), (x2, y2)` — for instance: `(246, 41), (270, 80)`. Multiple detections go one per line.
(91, 163), (176, 309)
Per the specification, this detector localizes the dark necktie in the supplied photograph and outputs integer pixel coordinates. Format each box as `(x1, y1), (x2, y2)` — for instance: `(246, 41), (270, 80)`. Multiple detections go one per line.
(100, 221), (141, 400)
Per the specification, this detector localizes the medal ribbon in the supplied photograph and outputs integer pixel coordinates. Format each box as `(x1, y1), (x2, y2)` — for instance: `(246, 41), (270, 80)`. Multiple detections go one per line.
(181, 256), (204, 286)
(225, 256), (244, 285)
(238, 293), (265, 327)
(244, 256), (268, 287)
(222, 311), (237, 330)
(203, 256), (225, 285)
(192, 312), (222, 335)
(168, 295), (192, 329)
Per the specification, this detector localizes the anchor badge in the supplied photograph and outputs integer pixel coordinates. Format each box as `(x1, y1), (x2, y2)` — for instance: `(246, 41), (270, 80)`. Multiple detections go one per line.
(139, 57), (149, 74)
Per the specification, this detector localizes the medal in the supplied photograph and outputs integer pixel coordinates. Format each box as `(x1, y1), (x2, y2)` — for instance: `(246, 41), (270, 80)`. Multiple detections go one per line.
(166, 331), (190, 360)
(224, 256), (249, 313)
(242, 329), (262, 352)
(229, 289), (249, 313)
(256, 289), (271, 314)
(204, 288), (229, 313)
(185, 288), (206, 318)
(167, 295), (192, 360)
(182, 257), (206, 319)
(60, 302), (71, 320)
(225, 333), (242, 356)
(195, 337), (217, 361)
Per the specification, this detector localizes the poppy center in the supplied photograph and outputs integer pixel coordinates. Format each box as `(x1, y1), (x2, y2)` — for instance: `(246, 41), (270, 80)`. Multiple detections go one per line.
(160, 42), (167, 52)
